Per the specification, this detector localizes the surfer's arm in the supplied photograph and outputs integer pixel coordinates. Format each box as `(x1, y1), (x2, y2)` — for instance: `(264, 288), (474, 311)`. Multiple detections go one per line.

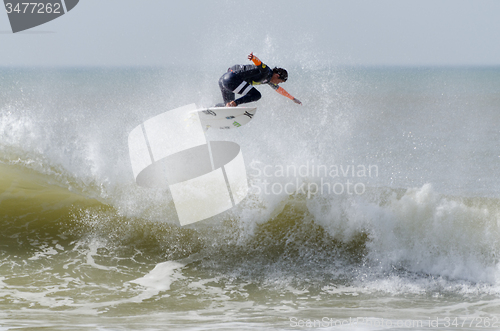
(248, 52), (262, 66)
(273, 85), (302, 105)
(248, 52), (269, 72)
(249, 52), (302, 105)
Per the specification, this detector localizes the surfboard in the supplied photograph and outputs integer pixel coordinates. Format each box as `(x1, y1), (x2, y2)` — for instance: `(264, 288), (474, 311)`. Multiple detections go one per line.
(193, 107), (257, 130)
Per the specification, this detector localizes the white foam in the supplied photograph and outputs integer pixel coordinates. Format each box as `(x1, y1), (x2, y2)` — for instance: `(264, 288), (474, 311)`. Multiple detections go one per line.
(129, 261), (185, 302)
(28, 244), (60, 261)
(309, 183), (500, 284)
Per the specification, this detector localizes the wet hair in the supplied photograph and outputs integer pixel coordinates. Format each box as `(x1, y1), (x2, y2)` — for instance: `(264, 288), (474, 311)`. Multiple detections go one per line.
(273, 67), (288, 82)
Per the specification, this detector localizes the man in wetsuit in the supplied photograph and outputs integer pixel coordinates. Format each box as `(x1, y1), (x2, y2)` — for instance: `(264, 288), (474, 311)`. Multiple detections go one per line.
(217, 52), (302, 107)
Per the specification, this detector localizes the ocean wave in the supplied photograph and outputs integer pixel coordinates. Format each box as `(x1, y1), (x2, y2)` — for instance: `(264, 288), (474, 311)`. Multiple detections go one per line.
(2, 159), (499, 288)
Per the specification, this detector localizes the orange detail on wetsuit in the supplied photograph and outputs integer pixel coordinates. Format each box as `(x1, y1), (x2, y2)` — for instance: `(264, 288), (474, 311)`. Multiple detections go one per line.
(251, 55), (262, 66)
(276, 86), (295, 100)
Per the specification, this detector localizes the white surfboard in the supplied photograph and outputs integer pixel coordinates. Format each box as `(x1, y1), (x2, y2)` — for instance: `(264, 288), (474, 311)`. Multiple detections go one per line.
(193, 107), (257, 130)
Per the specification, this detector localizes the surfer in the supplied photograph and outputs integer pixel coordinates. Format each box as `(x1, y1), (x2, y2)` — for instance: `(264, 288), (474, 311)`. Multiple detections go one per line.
(217, 52), (302, 107)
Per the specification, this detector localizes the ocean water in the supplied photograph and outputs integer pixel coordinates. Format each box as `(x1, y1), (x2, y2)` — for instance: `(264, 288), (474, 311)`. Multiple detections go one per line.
(1, 66), (500, 330)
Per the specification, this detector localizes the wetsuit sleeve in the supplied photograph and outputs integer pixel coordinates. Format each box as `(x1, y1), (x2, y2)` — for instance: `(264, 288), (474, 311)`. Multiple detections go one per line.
(250, 55), (269, 74)
(250, 55), (263, 67)
(275, 85), (296, 101)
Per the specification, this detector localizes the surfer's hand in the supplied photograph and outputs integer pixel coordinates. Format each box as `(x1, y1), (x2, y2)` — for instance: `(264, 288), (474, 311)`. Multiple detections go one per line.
(226, 101), (237, 107)
(293, 98), (302, 105)
(248, 52), (254, 61)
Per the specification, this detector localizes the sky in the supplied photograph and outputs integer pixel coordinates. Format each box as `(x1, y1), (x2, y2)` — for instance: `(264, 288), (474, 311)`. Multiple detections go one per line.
(1, 0), (500, 67)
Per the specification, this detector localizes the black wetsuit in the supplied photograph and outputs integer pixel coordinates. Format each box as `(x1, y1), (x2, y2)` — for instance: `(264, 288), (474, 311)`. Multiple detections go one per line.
(218, 62), (278, 106)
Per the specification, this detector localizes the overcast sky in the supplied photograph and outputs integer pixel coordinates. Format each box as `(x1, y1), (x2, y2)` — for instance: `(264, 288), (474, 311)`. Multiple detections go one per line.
(1, 0), (500, 67)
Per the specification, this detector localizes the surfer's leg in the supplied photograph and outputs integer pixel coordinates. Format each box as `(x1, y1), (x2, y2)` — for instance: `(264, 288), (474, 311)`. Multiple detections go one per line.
(219, 74), (235, 105)
(225, 78), (261, 105)
(222, 89), (234, 104)
(219, 72), (261, 106)
(234, 86), (261, 106)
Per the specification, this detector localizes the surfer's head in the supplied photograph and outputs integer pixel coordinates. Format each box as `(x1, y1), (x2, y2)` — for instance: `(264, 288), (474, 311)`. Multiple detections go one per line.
(272, 67), (288, 83)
